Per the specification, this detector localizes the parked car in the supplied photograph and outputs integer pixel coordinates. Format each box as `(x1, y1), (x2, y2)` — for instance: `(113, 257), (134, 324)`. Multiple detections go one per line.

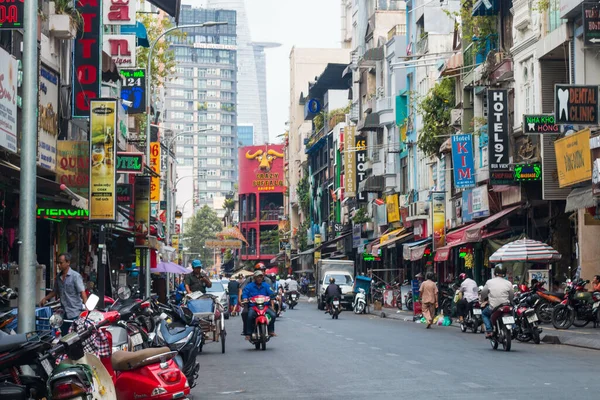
(208, 280), (230, 319)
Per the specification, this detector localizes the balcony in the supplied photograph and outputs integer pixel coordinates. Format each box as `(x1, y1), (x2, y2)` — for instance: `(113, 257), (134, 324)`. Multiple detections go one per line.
(260, 209), (282, 221)
(376, 96), (394, 126)
(416, 33), (429, 55)
(387, 24), (406, 41)
(259, 244), (279, 256)
(350, 100), (360, 123)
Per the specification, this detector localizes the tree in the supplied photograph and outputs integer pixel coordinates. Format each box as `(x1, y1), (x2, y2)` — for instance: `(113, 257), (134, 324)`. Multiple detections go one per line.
(184, 206), (223, 268)
(416, 77), (455, 157)
(222, 198), (236, 226)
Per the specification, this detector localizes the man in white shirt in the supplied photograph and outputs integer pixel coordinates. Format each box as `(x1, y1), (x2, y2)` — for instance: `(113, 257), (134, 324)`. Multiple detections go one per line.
(480, 264), (514, 337)
(286, 275), (299, 292)
(456, 272), (479, 322)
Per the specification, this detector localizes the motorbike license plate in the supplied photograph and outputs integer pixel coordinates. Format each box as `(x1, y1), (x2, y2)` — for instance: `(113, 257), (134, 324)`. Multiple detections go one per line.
(594, 301), (600, 309)
(472, 309), (482, 315)
(527, 314), (539, 323)
(333, 301), (340, 306)
(292, 295), (297, 300)
(130, 333), (143, 347)
(41, 358), (53, 376)
(502, 316), (515, 324)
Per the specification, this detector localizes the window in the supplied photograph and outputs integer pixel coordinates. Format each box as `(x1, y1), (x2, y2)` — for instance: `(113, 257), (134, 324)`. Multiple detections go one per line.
(207, 147), (219, 154)
(207, 102), (220, 109)
(221, 126), (232, 134)
(548, 0), (565, 33)
(171, 100), (185, 108)
(182, 158), (193, 166)
(207, 181), (220, 188)
(198, 181), (207, 190)
(207, 90), (219, 98)
(198, 136), (207, 145)
(221, 70), (233, 79)
(207, 158), (219, 165)
(170, 111), (184, 119)
(207, 79), (220, 87)
(183, 147), (193, 156)
(198, 148), (206, 156)
(207, 135), (219, 143)
(221, 80), (232, 90)
(170, 89), (184, 97)
(400, 156), (408, 194)
(176, 146), (184, 154)
(207, 113), (220, 121)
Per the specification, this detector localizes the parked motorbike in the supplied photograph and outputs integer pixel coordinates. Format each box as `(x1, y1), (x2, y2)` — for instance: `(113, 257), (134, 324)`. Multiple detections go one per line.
(460, 300), (483, 334)
(353, 288), (367, 314)
(246, 295), (273, 350)
(512, 292), (542, 344)
(552, 279), (600, 329)
(330, 296), (341, 320)
(488, 304), (514, 352)
(404, 289), (413, 311)
(286, 291), (299, 310)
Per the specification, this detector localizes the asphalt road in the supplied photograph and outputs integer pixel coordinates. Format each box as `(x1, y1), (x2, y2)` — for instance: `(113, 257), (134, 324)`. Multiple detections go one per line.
(191, 300), (600, 400)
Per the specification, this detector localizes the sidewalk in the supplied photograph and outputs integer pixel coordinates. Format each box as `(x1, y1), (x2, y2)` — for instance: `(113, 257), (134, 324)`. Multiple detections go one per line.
(368, 307), (600, 350)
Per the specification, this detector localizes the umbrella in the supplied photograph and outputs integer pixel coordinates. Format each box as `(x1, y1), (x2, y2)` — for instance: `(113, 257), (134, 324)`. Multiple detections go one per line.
(216, 226), (249, 244)
(265, 267), (279, 275)
(152, 261), (191, 274)
(489, 239), (562, 263)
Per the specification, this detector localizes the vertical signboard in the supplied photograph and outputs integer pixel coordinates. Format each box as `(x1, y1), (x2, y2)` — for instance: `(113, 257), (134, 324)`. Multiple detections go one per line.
(344, 126), (356, 197)
(73, 0), (101, 117)
(0, 46), (17, 152)
(103, 35), (137, 68)
(38, 65), (59, 171)
(0, 0), (24, 29)
(89, 99), (117, 220)
(471, 185), (490, 218)
(554, 128), (592, 188)
(150, 142), (161, 201)
(355, 136), (367, 202)
(134, 175), (150, 247)
(103, 0), (136, 24)
(386, 193), (400, 223)
(488, 89), (512, 184)
(56, 141), (90, 196)
(432, 192), (446, 250)
(554, 84), (599, 125)
(584, 2), (600, 46)
(314, 233), (321, 264)
(120, 69), (146, 114)
(451, 134), (476, 189)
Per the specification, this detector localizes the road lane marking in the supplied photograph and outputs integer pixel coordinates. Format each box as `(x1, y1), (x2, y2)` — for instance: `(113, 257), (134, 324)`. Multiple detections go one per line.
(346, 337), (354, 341)
(336, 334), (344, 337)
(465, 383), (484, 389)
(370, 346), (381, 350)
(406, 360), (421, 365)
(431, 370), (448, 376)
(325, 331), (334, 334)
(385, 353), (399, 357)
(357, 342), (366, 345)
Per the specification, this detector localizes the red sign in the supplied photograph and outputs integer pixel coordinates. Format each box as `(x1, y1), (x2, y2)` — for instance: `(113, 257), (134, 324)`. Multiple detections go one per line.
(413, 219), (428, 240)
(238, 145), (285, 194)
(103, 0), (136, 25)
(0, 0), (24, 29)
(72, 0), (101, 117)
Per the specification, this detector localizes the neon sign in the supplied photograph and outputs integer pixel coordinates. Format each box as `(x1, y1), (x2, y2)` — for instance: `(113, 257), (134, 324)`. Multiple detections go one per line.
(37, 207), (89, 219)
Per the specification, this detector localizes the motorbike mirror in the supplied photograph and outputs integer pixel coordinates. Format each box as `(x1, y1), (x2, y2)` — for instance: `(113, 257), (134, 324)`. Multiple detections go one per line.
(85, 294), (100, 311)
(117, 286), (131, 300)
(49, 313), (63, 328)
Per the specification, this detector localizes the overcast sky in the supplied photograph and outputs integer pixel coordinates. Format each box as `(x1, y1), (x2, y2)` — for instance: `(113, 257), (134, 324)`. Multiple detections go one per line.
(189, 0), (342, 143)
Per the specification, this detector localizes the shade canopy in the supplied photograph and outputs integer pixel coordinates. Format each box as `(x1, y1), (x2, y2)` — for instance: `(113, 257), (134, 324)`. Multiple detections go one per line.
(152, 261), (190, 274)
(489, 239), (562, 263)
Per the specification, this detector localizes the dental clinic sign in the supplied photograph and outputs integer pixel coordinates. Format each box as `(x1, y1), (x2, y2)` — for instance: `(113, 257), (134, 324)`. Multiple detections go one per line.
(554, 84), (598, 125)
(487, 89), (512, 184)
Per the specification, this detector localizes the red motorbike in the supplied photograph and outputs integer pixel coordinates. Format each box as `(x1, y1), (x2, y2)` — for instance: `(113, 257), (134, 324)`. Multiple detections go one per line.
(247, 295), (273, 350)
(488, 304), (515, 352)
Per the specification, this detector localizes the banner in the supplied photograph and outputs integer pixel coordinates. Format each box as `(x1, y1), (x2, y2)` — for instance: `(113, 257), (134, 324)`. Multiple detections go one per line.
(0, 46), (17, 152)
(432, 192), (446, 250)
(134, 175), (150, 246)
(344, 126), (356, 197)
(488, 89), (511, 184)
(38, 65), (59, 171)
(89, 99), (117, 220)
(150, 142), (161, 201)
(73, 0), (101, 117)
(451, 134), (475, 189)
(56, 141), (90, 196)
(471, 185), (490, 218)
(117, 183), (133, 206)
(554, 128), (592, 188)
(356, 137), (367, 202)
(386, 193), (400, 223)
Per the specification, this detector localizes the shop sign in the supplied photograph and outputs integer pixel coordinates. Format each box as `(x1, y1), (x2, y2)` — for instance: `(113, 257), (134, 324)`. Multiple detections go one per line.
(355, 137), (368, 202)
(583, 2), (600, 46)
(451, 134), (475, 189)
(488, 89), (511, 184)
(0, 46), (17, 152)
(462, 189), (473, 223)
(37, 206), (89, 220)
(239, 145), (285, 192)
(344, 126), (356, 197)
(314, 234), (321, 264)
(103, 0), (136, 25)
(471, 185), (490, 218)
(38, 65), (59, 171)
(89, 99), (117, 221)
(150, 142), (160, 201)
(352, 223), (361, 248)
(103, 34), (136, 67)
(386, 193), (400, 223)
(253, 172), (284, 191)
(523, 114), (559, 134)
(120, 68), (145, 114)
(73, 0), (101, 117)
(554, 128), (592, 187)
(554, 84), (598, 125)
(205, 240), (242, 249)
(0, 0), (23, 29)
(413, 219), (428, 240)
(116, 152), (143, 173)
(117, 183), (133, 206)
(56, 141), (90, 196)
(514, 163), (542, 181)
(134, 175), (150, 246)
(431, 192), (445, 250)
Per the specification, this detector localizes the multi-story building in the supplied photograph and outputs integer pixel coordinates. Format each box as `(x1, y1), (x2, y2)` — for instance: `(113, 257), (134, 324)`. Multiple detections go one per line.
(165, 5), (238, 221)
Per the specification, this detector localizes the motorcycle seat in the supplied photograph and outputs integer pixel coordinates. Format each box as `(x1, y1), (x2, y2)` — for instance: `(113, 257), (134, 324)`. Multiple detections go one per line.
(111, 346), (175, 371)
(0, 333), (29, 352)
(539, 291), (563, 299)
(159, 320), (195, 344)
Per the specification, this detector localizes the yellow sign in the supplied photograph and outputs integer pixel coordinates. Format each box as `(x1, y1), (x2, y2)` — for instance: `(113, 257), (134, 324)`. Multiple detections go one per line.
(172, 235), (180, 248)
(386, 194), (400, 223)
(344, 126), (356, 197)
(432, 192), (446, 250)
(89, 99), (117, 220)
(314, 234), (321, 264)
(253, 172), (284, 191)
(150, 142), (161, 201)
(554, 128), (592, 188)
(205, 240), (243, 249)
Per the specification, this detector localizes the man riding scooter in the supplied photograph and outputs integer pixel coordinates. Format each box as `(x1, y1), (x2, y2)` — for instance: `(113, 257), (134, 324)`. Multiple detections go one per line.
(481, 264), (514, 338)
(239, 263), (273, 336)
(324, 277), (342, 314)
(242, 270), (277, 339)
(456, 272), (479, 323)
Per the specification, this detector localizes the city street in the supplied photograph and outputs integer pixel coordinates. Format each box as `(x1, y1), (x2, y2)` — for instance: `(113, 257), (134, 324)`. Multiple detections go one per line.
(192, 300), (600, 400)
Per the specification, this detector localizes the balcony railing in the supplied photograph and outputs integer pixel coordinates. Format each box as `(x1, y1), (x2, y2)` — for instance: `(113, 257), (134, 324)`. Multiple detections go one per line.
(464, 34), (498, 70)
(387, 24), (406, 41)
(376, 96), (394, 113)
(416, 33), (429, 55)
(260, 209), (282, 221)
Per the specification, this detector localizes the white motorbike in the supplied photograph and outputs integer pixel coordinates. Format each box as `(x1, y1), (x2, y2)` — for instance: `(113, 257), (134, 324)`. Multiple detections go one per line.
(353, 288), (367, 314)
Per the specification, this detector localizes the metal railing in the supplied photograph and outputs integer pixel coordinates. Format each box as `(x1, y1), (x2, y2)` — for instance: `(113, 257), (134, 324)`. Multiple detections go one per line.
(416, 34), (429, 55)
(376, 96), (394, 112)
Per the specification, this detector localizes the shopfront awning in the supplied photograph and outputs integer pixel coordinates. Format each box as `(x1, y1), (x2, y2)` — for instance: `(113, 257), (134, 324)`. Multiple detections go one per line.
(358, 175), (385, 193)
(120, 22), (150, 48)
(565, 187), (596, 213)
(318, 232), (351, 252)
(357, 113), (380, 131)
(434, 228), (509, 262)
(372, 231), (413, 255)
(403, 238), (432, 261)
(270, 251), (285, 264)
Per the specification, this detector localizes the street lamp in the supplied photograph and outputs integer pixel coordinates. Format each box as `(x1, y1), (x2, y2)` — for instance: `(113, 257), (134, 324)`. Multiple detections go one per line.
(144, 20), (227, 297)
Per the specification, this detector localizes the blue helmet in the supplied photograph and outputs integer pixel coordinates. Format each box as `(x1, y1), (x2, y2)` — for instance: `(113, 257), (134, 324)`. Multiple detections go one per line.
(191, 259), (203, 268)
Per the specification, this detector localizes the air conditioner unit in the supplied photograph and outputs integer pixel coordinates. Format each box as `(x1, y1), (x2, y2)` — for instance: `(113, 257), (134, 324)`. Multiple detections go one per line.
(450, 109), (462, 127)
(408, 201), (428, 218)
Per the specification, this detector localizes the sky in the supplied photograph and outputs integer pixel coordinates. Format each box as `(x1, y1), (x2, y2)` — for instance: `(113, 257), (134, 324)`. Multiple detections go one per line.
(188, 0), (343, 143)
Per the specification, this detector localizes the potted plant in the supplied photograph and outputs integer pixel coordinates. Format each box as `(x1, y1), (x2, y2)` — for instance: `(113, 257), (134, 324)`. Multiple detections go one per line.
(49, 0), (81, 39)
(352, 207), (372, 231)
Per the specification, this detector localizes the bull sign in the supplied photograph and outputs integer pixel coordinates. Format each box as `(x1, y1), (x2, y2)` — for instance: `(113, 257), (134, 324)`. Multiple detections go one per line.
(245, 148), (284, 172)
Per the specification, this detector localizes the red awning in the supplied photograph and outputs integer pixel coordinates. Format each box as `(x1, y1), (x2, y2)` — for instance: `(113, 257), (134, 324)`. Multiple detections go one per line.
(434, 228), (510, 262)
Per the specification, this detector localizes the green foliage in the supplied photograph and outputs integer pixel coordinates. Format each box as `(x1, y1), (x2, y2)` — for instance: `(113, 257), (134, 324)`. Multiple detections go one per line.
(416, 77), (455, 158)
(222, 198), (235, 211)
(313, 112), (325, 132)
(446, 0), (496, 52)
(183, 206), (223, 268)
(297, 170), (310, 217)
(297, 219), (311, 252)
(352, 207), (371, 224)
(260, 229), (280, 254)
(53, 0), (82, 30)
(532, 0), (550, 12)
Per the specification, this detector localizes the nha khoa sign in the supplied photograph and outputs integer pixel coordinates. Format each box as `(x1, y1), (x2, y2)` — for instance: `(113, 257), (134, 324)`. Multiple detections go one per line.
(554, 128), (592, 188)
(239, 145), (285, 193)
(73, 0), (101, 117)
(523, 114), (559, 134)
(451, 134), (475, 189)
(120, 69), (146, 114)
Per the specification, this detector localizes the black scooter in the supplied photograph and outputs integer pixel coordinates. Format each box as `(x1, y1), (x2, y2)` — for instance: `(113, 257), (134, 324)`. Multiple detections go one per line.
(286, 291), (299, 310)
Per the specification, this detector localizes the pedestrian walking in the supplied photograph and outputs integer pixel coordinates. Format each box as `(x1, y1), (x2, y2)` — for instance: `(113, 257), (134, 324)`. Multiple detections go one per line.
(419, 272), (438, 329)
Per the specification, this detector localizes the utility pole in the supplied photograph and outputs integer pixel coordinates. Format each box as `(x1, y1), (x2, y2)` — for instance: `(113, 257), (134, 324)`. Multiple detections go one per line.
(17, 0), (39, 333)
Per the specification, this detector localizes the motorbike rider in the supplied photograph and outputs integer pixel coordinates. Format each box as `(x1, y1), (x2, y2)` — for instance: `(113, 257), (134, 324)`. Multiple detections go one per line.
(239, 263), (273, 335)
(286, 275), (299, 292)
(184, 259), (212, 294)
(480, 264), (514, 338)
(300, 274), (309, 294)
(324, 277), (342, 313)
(242, 270), (277, 339)
(456, 272), (479, 323)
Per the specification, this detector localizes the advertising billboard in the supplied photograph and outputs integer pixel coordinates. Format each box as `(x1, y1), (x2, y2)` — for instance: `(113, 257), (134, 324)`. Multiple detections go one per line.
(238, 144), (285, 194)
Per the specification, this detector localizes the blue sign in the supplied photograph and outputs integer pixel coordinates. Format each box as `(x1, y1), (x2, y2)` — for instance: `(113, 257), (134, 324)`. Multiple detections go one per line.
(411, 279), (420, 301)
(462, 189), (473, 223)
(451, 134), (476, 189)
